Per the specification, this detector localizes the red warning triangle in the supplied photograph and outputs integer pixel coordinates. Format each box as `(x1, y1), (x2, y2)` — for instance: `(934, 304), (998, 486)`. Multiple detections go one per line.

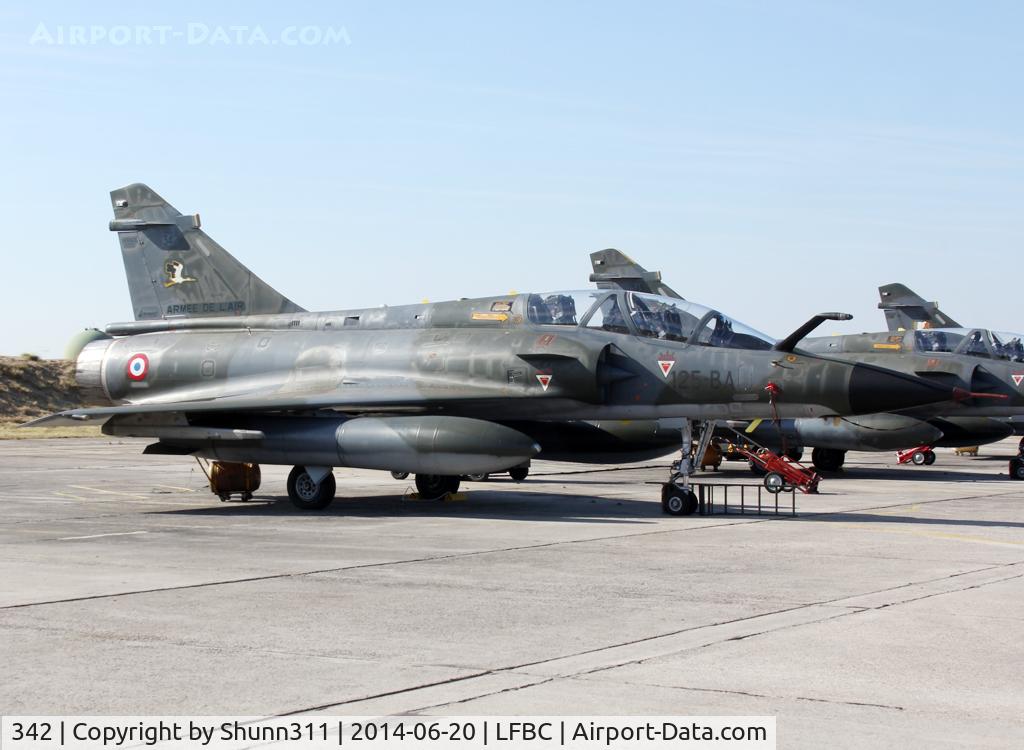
(658, 360), (675, 377)
(536, 374), (552, 391)
(1013, 374), (1024, 387)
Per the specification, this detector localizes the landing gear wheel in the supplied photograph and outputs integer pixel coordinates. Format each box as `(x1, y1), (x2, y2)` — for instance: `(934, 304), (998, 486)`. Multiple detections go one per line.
(764, 472), (785, 494)
(911, 450), (927, 466)
(465, 473), (489, 482)
(1010, 458), (1024, 480)
(508, 466), (529, 482)
(390, 471), (410, 480)
(415, 474), (460, 499)
(923, 450), (936, 466)
(812, 447), (846, 472)
(661, 484), (698, 516)
(287, 466), (336, 510)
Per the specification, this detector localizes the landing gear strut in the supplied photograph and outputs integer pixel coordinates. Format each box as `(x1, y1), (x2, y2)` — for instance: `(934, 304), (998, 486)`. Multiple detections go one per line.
(661, 420), (713, 516)
(287, 466), (336, 510)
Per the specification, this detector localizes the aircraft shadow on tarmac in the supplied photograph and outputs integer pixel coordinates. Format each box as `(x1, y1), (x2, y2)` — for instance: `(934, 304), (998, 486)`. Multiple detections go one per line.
(154, 490), (662, 524)
(795, 510), (1024, 530)
(816, 467), (1013, 482)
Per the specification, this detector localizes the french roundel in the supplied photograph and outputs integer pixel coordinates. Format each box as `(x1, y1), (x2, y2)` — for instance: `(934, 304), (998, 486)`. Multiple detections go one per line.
(126, 353), (149, 381)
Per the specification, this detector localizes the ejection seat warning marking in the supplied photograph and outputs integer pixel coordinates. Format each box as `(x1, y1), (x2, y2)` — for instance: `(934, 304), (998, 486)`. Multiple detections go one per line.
(658, 359), (675, 376)
(536, 374), (552, 391)
(1013, 374), (1024, 387)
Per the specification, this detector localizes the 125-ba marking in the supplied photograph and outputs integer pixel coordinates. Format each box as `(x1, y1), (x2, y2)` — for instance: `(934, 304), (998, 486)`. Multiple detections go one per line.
(666, 369), (737, 390)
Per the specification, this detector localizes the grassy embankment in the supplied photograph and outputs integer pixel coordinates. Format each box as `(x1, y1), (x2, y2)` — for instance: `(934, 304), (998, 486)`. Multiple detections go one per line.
(0, 355), (100, 439)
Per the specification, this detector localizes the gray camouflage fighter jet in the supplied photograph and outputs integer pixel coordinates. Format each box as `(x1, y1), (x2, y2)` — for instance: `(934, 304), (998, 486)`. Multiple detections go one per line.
(588, 252), (1024, 473)
(875, 282), (1024, 438)
(27, 185), (961, 515)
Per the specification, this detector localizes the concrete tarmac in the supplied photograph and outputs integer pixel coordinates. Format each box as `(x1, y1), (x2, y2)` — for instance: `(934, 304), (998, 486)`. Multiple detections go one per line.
(1, 438), (1022, 748)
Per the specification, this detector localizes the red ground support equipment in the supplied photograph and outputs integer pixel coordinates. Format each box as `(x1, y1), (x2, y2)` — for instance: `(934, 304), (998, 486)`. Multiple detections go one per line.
(896, 446), (936, 466)
(736, 446), (820, 494)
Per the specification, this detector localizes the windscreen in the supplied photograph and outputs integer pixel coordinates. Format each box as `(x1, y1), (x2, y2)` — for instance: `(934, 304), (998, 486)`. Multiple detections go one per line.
(627, 292), (775, 350)
(992, 332), (1024, 362)
(525, 290), (776, 350)
(916, 328), (1024, 361)
(627, 293), (698, 343)
(526, 291), (606, 326)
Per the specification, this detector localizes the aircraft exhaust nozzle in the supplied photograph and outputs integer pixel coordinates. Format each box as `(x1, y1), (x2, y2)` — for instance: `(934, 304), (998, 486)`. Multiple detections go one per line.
(847, 363), (957, 415)
(74, 337), (116, 405)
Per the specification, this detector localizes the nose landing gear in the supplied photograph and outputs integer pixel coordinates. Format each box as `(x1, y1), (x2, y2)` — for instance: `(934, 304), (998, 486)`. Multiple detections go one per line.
(661, 420), (713, 516)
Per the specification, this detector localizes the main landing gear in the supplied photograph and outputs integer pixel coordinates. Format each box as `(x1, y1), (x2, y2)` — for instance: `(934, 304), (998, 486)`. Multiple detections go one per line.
(287, 466), (336, 510)
(462, 462), (530, 483)
(811, 447), (846, 472)
(661, 420), (713, 516)
(414, 474), (461, 500)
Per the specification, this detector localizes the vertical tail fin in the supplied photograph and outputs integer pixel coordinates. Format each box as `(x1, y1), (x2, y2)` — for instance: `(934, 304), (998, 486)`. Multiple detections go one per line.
(110, 183), (305, 320)
(877, 283), (960, 332)
(589, 248), (684, 299)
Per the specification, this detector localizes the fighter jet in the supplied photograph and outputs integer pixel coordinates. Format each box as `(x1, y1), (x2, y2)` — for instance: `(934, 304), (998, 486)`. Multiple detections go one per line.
(875, 281), (1024, 438)
(27, 185), (960, 516)
(588, 252), (1024, 475)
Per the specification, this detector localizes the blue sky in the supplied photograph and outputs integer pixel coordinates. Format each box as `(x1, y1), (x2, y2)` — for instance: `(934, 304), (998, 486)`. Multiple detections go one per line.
(1, 1), (1022, 356)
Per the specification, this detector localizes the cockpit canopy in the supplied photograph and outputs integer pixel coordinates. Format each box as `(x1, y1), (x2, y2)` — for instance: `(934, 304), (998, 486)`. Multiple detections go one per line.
(526, 290), (775, 350)
(915, 328), (1024, 362)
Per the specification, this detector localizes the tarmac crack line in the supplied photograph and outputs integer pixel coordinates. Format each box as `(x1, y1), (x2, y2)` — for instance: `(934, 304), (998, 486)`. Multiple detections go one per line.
(266, 559), (1024, 716)
(556, 678), (905, 712)
(3, 489), (1022, 611)
(567, 567), (1024, 682)
(0, 517), (827, 610)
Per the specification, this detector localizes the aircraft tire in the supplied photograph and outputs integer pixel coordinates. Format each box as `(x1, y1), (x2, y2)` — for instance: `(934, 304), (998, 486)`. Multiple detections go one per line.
(1010, 458), (1024, 480)
(924, 450), (937, 466)
(509, 466), (529, 482)
(415, 474), (460, 499)
(812, 448), (845, 472)
(390, 471), (410, 480)
(464, 473), (489, 482)
(287, 466), (336, 510)
(661, 485), (698, 516)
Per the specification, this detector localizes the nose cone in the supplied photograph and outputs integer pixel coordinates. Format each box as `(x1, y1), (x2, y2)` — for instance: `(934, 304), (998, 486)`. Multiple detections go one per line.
(848, 364), (954, 414)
